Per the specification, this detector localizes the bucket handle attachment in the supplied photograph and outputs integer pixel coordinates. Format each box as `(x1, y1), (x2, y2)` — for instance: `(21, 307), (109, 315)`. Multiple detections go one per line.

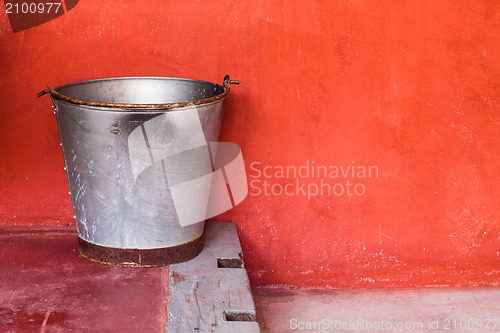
(37, 86), (57, 103)
(37, 85), (58, 112)
(223, 75), (241, 89)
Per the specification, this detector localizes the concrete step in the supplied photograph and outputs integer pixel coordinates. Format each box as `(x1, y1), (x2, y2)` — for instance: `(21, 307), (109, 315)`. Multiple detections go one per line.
(167, 221), (260, 333)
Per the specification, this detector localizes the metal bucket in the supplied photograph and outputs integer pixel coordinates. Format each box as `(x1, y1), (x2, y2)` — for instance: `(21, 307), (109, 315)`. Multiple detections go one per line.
(38, 75), (239, 267)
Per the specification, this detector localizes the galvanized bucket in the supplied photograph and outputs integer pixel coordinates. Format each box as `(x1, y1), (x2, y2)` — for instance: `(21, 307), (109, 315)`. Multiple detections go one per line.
(38, 76), (239, 267)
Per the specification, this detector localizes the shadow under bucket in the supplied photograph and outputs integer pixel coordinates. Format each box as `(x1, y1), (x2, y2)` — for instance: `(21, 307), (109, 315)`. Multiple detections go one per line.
(38, 76), (240, 267)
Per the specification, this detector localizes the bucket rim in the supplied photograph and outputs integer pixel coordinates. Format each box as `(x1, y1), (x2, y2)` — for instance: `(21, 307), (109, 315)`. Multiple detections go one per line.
(39, 76), (233, 111)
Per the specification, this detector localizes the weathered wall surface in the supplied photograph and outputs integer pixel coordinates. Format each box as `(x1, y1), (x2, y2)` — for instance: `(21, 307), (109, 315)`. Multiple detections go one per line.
(1, 1), (499, 287)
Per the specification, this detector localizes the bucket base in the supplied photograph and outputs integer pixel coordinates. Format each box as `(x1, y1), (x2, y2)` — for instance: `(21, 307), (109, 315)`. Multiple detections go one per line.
(78, 233), (204, 267)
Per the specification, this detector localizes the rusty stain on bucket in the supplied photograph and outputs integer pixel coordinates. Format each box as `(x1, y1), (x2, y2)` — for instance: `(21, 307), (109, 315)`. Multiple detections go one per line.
(78, 234), (204, 267)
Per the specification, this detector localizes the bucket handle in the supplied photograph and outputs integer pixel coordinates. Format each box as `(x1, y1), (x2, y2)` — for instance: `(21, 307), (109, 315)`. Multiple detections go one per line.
(37, 86), (57, 102)
(38, 77), (241, 97)
(36, 88), (51, 98)
(223, 75), (241, 89)
(37, 85), (58, 111)
(37, 77), (240, 109)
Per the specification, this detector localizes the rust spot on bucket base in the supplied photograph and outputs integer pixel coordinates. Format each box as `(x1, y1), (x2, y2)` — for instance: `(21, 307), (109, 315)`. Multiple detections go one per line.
(78, 234), (204, 267)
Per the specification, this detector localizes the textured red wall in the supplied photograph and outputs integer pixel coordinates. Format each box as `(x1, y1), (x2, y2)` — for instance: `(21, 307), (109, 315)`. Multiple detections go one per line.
(1, 1), (499, 288)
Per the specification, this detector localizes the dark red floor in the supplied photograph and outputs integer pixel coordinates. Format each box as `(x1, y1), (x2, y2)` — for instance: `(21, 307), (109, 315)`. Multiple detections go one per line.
(0, 229), (168, 332)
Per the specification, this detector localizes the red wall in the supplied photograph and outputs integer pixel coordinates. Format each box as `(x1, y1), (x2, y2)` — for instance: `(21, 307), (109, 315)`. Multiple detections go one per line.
(1, 1), (499, 288)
